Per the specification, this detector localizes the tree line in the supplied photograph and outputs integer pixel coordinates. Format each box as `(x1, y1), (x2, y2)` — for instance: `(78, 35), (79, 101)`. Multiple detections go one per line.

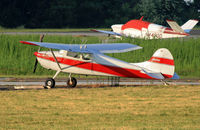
(0, 0), (199, 28)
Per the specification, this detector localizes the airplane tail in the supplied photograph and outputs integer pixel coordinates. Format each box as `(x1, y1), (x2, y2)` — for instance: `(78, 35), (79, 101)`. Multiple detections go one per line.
(134, 48), (176, 79)
(147, 48), (175, 78)
(181, 20), (199, 33)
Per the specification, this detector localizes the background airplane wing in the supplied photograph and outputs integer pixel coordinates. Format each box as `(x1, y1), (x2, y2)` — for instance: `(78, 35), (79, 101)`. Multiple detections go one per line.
(20, 41), (142, 54)
(166, 20), (185, 33)
(91, 29), (122, 36)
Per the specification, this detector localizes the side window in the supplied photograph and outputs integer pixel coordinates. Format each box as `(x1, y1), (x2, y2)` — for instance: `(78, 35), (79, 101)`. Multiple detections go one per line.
(67, 51), (79, 58)
(81, 53), (91, 60)
(66, 51), (92, 61)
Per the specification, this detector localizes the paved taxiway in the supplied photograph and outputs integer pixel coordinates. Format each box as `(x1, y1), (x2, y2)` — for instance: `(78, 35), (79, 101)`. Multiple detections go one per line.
(0, 79), (200, 90)
(1, 30), (200, 37)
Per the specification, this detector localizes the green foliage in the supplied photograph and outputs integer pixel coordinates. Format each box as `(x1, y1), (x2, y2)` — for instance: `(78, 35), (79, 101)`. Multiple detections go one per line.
(138, 0), (190, 25)
(0, 34), (200, 78)
(0, 0), (198, 28)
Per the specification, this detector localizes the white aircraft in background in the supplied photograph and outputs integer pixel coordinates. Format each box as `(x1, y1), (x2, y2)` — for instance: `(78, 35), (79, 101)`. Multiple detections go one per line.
(20, 37), (179, 88)
(92, 16), (198, 39)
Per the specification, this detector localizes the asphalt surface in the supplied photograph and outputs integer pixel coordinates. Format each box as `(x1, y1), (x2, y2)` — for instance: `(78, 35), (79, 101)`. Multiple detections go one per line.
(1, 30), (200, 37)
(1, 31), (106, 36)
(0, 78), (199, 90)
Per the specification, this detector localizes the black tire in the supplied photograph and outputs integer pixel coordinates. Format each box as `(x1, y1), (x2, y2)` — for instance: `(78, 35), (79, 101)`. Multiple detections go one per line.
(67, 77), (77, 88)
(45, 78), (55, 88)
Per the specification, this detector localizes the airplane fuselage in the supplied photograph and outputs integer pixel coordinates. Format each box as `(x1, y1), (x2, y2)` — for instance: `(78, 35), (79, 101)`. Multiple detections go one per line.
(35, 50), (173, 79)
(111, 20), (188, 39)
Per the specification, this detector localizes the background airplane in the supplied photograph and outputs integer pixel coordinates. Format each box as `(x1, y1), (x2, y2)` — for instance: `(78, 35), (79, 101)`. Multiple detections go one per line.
(20, 37), (179, 88)
(92, 16), (198, 39)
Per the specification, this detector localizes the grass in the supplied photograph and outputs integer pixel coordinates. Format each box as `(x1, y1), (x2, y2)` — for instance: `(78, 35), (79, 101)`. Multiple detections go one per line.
(0, 34), (200, 78)
(0, 85), (200, 129)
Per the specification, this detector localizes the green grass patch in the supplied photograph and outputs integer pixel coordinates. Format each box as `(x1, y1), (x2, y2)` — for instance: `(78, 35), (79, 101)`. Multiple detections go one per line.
(0, 34), (200, 78)
(0, 86), (200, 129)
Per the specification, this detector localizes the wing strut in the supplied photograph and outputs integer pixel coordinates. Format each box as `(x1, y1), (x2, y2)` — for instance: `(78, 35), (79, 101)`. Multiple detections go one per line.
(50, 49), (62, 70)
(50, 49), (62, 79)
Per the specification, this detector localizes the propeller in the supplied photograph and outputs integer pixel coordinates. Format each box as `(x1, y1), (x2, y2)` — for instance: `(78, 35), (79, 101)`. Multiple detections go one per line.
(33, 34), (45, 73)
(33, 58), (38, 73)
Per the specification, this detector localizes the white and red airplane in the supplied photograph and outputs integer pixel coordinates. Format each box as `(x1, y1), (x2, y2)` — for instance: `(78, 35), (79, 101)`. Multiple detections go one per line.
(92, 16), (198, 39)
(20, 39), (179, 88)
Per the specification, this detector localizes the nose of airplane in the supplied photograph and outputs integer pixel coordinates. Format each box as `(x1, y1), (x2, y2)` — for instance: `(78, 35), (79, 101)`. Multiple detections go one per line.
(111, 24), (123, 33)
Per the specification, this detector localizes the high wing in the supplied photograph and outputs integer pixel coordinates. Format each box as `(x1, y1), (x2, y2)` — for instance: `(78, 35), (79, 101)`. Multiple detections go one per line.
(91, 29), (122, 36)
(166, 20), (185, 33)
(20, 41), (142, 54)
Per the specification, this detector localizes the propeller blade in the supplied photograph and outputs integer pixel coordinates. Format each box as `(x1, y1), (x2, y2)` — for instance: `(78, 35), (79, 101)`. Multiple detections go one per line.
(33, 58), (38, 73)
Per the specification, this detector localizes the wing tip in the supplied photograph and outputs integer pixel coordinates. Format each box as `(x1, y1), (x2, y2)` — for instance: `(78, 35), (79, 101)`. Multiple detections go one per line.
(90, 29), (98, 32)
(20, 41), (38, 46)
(166, 19), (175, 22)
(191, 19), (199, 22)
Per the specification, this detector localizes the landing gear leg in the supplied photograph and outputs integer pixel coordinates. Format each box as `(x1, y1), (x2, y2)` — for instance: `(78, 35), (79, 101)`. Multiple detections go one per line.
(44, 70), (61, 89)
(67, 73), (77, 88)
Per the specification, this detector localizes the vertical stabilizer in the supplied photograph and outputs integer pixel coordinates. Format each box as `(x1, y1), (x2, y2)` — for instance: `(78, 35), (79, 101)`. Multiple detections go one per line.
(134, 48), (175, 79)
(181, 20), (199, 33)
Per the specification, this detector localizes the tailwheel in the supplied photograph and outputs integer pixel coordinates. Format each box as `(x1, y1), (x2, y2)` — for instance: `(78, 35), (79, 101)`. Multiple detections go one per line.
(67, 77), (77, 88)
(44, 78), (55, 89)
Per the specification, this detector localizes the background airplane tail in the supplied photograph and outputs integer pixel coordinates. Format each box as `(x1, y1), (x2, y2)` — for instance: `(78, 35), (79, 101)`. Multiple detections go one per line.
(181, 20), (199, 33)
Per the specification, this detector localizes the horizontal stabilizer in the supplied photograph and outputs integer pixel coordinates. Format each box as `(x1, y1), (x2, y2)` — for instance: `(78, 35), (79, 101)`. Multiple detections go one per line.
(91, 29), (122, 36)
(20, 41), (142, 54)
(171, 72), (180, 80)
(142, 69), (164, 80)
(166, 20), (185, 33)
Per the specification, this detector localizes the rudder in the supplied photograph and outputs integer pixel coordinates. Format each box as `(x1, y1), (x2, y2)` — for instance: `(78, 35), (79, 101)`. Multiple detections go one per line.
(148, 48), (175, 78)
(134, 48), (175, 79)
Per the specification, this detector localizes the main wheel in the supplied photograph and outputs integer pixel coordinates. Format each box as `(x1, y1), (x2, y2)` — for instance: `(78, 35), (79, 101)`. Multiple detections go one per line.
(45, 78), (55, 88)
(67, 77), (77, 88)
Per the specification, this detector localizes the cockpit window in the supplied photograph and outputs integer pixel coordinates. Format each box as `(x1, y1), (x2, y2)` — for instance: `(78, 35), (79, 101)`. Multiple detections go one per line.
(67, 51), (78, 57)
(67, 51), (92, 60)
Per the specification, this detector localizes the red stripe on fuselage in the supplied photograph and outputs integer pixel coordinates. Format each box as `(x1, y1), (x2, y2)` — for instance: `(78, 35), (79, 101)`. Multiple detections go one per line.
(35, 52), (157, 79)
(162, 73), (173, 78)
(149, 57), (174, 65)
